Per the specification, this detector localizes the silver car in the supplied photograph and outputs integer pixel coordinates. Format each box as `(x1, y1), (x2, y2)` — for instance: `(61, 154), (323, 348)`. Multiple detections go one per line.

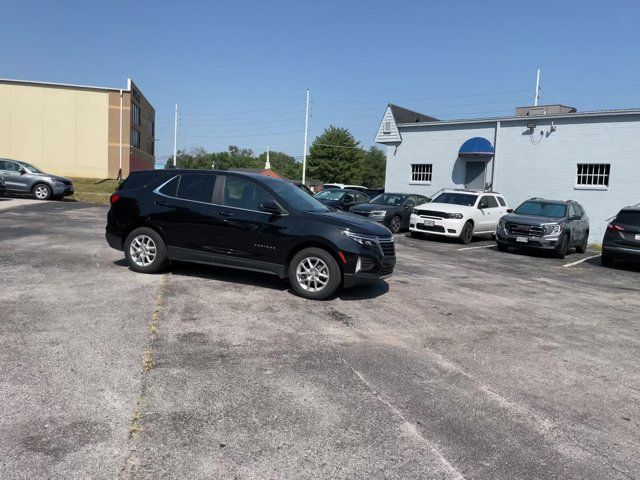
(0, 159), (74, 200)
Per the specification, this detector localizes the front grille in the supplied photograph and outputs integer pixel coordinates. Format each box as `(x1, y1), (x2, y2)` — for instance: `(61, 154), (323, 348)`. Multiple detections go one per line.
(380, 264), (394, 276)
(62, 179), (72, 186)
(360, 257), (375, 271)
(378, 238), (395, 256)
(506, 222), (545, 237)
(416, 210), (449, 219)
(417, 224), (445, 233)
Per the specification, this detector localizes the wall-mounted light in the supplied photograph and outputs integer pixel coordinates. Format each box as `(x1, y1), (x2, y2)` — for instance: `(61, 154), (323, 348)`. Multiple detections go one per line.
(525, 120), (536, 130)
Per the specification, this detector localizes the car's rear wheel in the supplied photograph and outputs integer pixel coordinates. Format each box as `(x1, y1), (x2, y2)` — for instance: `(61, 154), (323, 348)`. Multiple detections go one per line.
(289, 247), (341, 300)
(32, 183), (52, 200)
(575, 231), (589, 254)
(124, 227), (169, 274)
(555, 234), (569, 259)
(496, 242), (509, 252)
(458, 221), (474, 244)
(389, 215), (402, 234)
(601, 253), (614, 267)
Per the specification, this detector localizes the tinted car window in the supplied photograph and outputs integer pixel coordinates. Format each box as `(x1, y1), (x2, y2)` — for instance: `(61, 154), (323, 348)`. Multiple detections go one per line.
(356, 193), (369, 202)
(432, 192), (478, 206)
(176, 173), (215, 203)
(121, 171), (169, 191)
(0, 160), (20, 171)
(315, 190), (345, 201)
(569, 205), (577, 218)
(497, 196), (506, 207)
(616, 210), (640, 226)
(574, 204), (584, 217)
(224, 177), (274, 211)
(481, 195), (499, 208)
(159, 176), (180, 197)
(515, 201), (567, 218)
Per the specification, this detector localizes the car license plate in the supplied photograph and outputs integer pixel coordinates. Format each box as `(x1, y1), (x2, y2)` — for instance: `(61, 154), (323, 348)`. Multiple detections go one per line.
(423, 220), (435, 227)
(635, 234), (640, 241)
(516, 236), (529, 243)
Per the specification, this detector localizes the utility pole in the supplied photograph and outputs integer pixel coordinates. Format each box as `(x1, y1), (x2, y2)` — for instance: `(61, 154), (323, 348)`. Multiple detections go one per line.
(265, 146), (271, 170)
(534, 68), (541, 106)
(172, 104), (178, 167)
(302, 89), (310, 184)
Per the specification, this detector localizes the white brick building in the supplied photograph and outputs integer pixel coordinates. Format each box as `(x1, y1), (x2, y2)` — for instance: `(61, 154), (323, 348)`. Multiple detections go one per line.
(375, 104), (640, 242)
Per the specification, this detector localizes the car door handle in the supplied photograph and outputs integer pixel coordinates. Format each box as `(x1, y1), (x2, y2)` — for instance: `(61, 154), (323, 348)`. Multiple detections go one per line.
(219, 211), (234, 217)
(154, 200), (169, 206)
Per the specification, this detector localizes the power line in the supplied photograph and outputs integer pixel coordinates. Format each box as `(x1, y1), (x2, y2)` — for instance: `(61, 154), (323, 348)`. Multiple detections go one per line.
(185, 103), (303, 117)
(180, 129), (301, 139)
(320, 89), (531, 104)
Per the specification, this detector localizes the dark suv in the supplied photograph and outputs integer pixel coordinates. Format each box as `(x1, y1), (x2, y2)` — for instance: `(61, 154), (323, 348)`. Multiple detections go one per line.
(495, 198), (589, 259)
(601, 207), (640, 267)
(106, 170), (395, 299)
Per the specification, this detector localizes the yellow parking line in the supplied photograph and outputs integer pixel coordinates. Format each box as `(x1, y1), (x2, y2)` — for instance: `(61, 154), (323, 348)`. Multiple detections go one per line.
(562, 254), (601, 268)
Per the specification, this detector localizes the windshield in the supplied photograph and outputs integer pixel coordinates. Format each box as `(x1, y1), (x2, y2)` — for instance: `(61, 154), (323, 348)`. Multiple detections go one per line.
(18, 162), (45, 174)
(432, 192), (478, 206)
(371, 194), (407, 206)
(515, 201), (567, 218)
(315, 190), (345, 201)
(271, 181), (329, 212)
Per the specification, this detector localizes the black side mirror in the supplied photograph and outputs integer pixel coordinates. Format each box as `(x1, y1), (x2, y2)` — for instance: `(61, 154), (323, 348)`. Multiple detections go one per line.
(507, 208), (514, 213)
(342, 195), (354, 204)
(18, 167), (26, 174)
(478, 202), (488, 210)
(405, 203), (414, 209)
(570, 215), (581, 221)
(260, 201), (282, 215)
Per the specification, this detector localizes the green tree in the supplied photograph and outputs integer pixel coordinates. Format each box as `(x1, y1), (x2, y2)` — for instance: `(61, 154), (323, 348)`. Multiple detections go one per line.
(258, 151), (302, 179)
(359, 146), (386, 187)
(307, 126), (364, 184)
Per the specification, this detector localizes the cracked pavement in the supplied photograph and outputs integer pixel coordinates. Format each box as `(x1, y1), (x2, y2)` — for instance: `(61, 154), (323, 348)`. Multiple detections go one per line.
(1, 201), (639, 479)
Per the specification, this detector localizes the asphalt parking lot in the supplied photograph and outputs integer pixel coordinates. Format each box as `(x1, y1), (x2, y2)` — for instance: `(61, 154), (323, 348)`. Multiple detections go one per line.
(1, 200), (639, 479)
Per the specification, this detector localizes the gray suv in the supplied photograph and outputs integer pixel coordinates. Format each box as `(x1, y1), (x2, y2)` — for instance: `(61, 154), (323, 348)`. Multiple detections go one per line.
(0, 159), (74, 200)
(495, 198), (589, 259)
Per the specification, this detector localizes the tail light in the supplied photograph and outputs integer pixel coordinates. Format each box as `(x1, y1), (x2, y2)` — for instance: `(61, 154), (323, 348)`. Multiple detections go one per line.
(607, 223), (624, 232)
(109, 193), (121, 205)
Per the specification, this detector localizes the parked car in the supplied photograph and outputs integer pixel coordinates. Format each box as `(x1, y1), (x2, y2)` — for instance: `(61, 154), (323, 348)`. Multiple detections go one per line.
(289, 180), (314, 195)
(363, 187), (385, 198)
(351, 193), (430, 233)
(0, 159), (74, 200)
(495, 198), (589, 259)
(601, 206), (640, 267)
(314, 188), (370, 211)
(322, 183), (367, 192)
(106, 170), (396, 300)
(410, 189), (509, 244)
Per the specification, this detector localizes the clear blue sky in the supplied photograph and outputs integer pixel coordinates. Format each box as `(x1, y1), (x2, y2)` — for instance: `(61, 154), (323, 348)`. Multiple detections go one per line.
(3, 0), (640, 165)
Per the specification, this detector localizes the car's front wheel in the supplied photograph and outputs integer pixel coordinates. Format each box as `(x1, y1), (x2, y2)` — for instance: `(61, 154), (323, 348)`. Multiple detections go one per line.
(124, 227), (169, 274)
(289, 247), (341, 300)
(575, 231), (589, 254)
(555, 234), (569, 259)
(389, 215), (402, 234)
(32, 183), (52, 200)
(458, 221), (474, 244)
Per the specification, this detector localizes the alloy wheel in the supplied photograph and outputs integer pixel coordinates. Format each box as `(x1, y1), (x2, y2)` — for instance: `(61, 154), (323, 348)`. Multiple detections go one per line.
(390, 216), (401, 233)
(34, 185), (50, 199)
(130, 235), (157, 267)
(295, 256), (330, 292)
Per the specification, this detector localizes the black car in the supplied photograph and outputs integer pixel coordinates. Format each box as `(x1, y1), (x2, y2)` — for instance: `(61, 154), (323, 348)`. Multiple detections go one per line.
(601, 206), (640, 267)
(106, 170), (395, 300)
(314, 188), (370, 212)
(351, 193), (431, 233)
(496, 198), (589, 259)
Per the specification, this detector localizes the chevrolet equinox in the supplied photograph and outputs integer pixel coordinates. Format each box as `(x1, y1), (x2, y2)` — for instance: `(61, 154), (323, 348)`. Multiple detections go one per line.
(106, 170), (395, 299)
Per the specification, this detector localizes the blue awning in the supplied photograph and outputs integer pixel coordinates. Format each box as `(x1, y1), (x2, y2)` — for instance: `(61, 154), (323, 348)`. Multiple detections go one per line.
(459, 137), (494, 156)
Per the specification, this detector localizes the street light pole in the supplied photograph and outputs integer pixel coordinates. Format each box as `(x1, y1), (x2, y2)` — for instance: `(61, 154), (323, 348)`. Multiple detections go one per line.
(302, 89), (310, 184)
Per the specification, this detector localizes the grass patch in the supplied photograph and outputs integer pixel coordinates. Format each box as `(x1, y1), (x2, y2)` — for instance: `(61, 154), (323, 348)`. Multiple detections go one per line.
(68, 177), (120, 205)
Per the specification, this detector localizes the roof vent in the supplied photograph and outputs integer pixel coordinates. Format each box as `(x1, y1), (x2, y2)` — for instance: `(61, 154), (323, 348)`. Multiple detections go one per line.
(515, 104), (577, 117)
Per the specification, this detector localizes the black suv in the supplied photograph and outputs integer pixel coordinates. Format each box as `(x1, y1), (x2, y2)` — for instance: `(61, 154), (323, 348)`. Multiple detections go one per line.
(495, 198), (589, 259)
(351, 193), (430, 233)
(601, 206), (640, 267)
(106, 170), (395, 299)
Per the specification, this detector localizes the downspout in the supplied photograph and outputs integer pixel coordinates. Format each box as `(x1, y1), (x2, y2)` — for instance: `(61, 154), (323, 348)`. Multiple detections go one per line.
(490, 121), (500, 191)
(118, 89), (123, 180)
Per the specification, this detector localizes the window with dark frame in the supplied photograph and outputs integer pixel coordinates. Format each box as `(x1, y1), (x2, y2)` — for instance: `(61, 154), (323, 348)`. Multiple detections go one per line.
(411, 164), (432, 183)
(131, 127), (140, 148)
(132, 103), (141, 126)
(576, 163), (610, 187)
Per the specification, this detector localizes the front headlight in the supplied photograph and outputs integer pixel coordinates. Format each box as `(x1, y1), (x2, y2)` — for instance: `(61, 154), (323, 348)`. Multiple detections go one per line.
(449, 213), (463, 219)
(49, 177), (62, 184)
(545, 224), (563, 236)
(342, 230), (378, 247)
(369, 210), (386, 216)
(498, 219), (506, 230)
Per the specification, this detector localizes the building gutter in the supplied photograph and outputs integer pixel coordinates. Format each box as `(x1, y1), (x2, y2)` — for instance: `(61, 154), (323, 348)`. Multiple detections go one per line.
(490, 121), (500, 191)
(118, 89), (123, 180)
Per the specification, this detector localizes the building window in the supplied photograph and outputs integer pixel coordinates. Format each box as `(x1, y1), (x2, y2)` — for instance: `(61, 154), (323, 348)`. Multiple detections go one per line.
(576, 163), (610, 188)
(147, 138), (154, 155)
(131, 127), (141, 149)
(411, 164), (432, 183)
(132, 103), (140, 126)
(147, 114), (154, 137)
(383, 121), (391, 134)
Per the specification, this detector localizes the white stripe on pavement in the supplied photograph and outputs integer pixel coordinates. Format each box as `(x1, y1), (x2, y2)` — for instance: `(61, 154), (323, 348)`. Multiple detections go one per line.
(457, 245), (494, 251)
(562, 254), (601, 268)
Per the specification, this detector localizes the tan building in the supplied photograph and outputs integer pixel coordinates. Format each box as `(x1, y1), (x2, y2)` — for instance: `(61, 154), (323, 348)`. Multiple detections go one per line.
(0, 78), (155, 179)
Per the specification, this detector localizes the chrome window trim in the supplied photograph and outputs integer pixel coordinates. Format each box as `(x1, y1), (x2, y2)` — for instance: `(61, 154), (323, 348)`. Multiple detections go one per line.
(152, 174), (289, 215)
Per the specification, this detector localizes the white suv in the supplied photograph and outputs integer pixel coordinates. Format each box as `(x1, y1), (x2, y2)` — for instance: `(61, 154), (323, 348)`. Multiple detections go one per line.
(409, 189), (510, 244)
